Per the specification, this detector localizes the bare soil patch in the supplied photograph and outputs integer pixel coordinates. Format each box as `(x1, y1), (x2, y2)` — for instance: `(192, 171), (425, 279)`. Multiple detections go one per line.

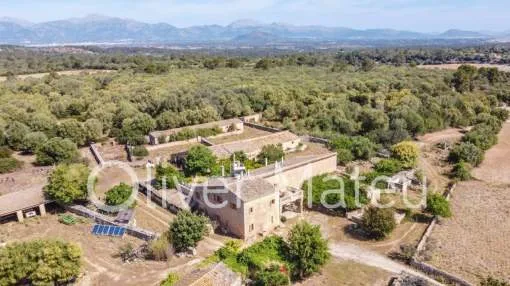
(0, 153), (52, 196)
(0, 214), (172, 286)
(296, 258), (392, 286)
(0, 69), (116, 82)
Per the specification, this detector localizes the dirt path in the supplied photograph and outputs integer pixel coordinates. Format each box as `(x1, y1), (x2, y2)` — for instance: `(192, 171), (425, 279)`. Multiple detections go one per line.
(329, 242), (441, 285)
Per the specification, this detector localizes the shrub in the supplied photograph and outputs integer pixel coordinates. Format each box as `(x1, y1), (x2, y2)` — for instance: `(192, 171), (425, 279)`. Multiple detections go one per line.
(118, 243), (134, 262)
(302, 174), (367, 212)
(350, 136), (377, 160)
(58, 214), (81, 225)
(362, 206), (396, 240)
(184, 145), (216, 176)
(5, 121), (30, 150)
(480, 276), (509, 286)
(426, 192), (451, 218)
(216, 240), (242, 260)
(148, 233), (172, 261)
(336, 148), (354, 165)
(391, 141), (419, 168)
(160, 273), (179, 286)
(0, 146), (13, 158)
(105, 183), (133, 206)
(462, 124), (498, 151)
(132, 145), (149, 157)
(257, 144), (285, 164)
(22, 131), (48, 153)
(374, 159), (404, 174)
(169, 210), (209, 252)
(154, 164), (183, 189)
(0, 157), (23, 174)
(0, 240), (82, 286)
(254, 265), (290, 286)
(451, 161), (472, 181)
(35, 137), (81, 166)
(287, 222), (330, 279)
(44, 163), (90, 205)
(448, 142), (484, 166)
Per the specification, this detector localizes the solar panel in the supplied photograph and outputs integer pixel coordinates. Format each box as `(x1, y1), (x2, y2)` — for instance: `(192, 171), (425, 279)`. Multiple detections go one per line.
(91, 224), (126, 237)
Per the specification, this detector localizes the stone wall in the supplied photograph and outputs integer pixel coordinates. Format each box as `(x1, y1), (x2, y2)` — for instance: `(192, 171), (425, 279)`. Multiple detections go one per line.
(89, 143), (104, 165)
(243, 121), (281, 133)
(410, 184), (473, 286)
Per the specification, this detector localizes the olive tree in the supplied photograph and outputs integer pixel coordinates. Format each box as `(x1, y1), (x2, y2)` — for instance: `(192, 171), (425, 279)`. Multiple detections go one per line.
(169, 210), (209, 252)
(287, 221), (330, 279)
(36, 137), (80, 166)
(44, 163), (89, 205)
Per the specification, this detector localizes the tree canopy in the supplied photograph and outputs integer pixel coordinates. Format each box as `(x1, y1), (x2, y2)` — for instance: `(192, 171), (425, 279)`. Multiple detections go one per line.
(361, 206), (396, 240)
(287, 221), (330, 279)
(169, 210), (209, 252)
(35, 137), (81, 166)
(44, 163), (90, 205)
(184, 145), (216, 176)
(0, 239), (82, 286)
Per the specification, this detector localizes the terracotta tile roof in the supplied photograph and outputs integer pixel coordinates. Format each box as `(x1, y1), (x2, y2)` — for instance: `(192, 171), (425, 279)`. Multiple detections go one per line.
(0, 186), (48, 216)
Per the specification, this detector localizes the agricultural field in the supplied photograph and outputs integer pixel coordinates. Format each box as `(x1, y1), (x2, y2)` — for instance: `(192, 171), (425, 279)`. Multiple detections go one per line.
(424, 119), (510, 283)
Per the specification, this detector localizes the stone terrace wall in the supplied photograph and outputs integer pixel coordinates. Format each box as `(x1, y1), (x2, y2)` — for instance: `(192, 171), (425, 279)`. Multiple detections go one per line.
(89, 143), (104, 165)
(410, 184), (473, 286)
(243, 121), (281, 133)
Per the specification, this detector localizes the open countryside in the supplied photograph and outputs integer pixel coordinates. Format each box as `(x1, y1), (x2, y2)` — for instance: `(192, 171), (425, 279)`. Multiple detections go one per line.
(1, 2), (510, 286)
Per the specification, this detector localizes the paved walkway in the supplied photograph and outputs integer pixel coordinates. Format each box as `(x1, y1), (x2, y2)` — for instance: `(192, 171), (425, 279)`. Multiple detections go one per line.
(329, 241), (443, 285)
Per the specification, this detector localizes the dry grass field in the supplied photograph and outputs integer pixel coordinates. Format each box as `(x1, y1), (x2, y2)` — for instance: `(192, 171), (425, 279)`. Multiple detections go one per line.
(472, 121), (510, 184)
(297, 259), (392, 286)
(0, 69), (115, 82)
(424, 121), (510, 283)
(425, 181), (510, 283)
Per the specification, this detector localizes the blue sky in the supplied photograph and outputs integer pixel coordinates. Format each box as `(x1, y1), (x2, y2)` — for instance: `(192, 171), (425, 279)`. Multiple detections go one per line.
(0, 0), (508, 32)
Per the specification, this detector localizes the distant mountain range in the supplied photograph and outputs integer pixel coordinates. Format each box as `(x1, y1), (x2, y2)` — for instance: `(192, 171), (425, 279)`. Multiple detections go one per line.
(0, 15), (508, 45)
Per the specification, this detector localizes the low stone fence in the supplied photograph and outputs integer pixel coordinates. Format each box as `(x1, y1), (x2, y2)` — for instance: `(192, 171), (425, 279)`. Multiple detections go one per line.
(89, 143), (104, 165)
(66, 205), (158, 241)
(410, 184), (473, 286)
(243, 121), (281, 133)
(409, 259), (472, 286)
(200, 137), (215, 146)
(305, 135), (330, 145)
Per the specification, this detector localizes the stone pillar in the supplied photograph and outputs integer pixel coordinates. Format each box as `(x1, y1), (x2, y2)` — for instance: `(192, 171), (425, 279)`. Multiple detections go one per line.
(39, 204), (47, 216)
(16, 210), (24, 222)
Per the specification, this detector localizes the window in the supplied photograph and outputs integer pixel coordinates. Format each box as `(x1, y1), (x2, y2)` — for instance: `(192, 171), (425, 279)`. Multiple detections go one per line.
(230, 202), (237, 209)
(249, 224), (254, 231)
(270, 199), (275, 205)
(249, 207), (253, 213)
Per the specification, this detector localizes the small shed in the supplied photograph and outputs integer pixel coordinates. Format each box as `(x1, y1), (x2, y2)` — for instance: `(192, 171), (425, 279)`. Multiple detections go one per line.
(387, 170), (416, 191)
(114, 209), (134, 225)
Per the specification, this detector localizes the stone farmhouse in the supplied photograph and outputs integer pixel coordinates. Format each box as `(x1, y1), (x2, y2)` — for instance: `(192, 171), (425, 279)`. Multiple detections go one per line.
(187, 152), (337, 240)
